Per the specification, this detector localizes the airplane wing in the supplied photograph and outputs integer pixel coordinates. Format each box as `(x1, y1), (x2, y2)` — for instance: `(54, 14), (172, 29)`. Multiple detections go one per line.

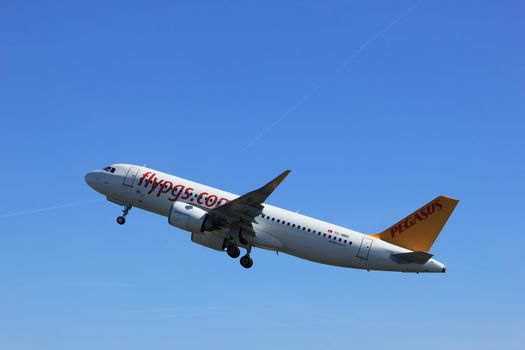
(208, 170), (291, 234)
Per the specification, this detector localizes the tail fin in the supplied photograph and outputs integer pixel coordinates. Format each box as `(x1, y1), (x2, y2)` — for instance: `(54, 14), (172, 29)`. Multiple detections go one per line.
(370, 196), (459, 252)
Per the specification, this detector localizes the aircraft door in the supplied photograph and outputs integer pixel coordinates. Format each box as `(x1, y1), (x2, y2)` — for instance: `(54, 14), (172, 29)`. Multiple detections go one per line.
(123, 167), (140, 187)
(357, 237), (373, 260)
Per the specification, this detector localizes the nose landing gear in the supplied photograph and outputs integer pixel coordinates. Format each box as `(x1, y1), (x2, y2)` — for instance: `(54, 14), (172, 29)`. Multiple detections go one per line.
(116, 204), (132, 225)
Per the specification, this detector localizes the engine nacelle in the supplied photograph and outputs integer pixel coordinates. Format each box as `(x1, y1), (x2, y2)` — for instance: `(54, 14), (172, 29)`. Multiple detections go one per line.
(168, 202), (217, 233)
(191, 232), (226, 251)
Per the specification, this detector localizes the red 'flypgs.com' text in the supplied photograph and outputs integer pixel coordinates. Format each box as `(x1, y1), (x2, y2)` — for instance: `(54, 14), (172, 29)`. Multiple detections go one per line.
(138, 172), (230, 208)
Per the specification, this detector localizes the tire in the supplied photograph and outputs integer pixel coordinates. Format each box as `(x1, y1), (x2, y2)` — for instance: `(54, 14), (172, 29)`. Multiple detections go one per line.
(240, 255), (253, 269)
(226, 245), (240, 259)
(116, 216), (126, 225)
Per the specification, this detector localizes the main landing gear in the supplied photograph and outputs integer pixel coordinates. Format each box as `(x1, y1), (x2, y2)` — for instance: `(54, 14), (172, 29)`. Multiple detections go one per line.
(116, 204), (132, 225)
(225, 242), (253, 269)
(240, 245), (253, 269)
(240, 254), (253, 269)
(226, 245), (241, 259)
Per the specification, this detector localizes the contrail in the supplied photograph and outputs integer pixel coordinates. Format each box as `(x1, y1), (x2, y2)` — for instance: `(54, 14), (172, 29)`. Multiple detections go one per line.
(0, 199), (103, 219)
(243, 0), (423, 150)
(127, 306), (227, 314)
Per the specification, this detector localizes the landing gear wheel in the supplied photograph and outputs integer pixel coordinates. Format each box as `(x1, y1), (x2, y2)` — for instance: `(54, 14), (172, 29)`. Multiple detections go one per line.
(116, 204), (132, 225)
(116, 216), (126, 225)
(226, 245), (241, 259)
(240, 255), (253, 269)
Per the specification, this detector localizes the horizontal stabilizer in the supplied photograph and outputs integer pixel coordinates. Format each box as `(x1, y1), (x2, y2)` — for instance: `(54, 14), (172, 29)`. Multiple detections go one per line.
(392, 251), (433, 264)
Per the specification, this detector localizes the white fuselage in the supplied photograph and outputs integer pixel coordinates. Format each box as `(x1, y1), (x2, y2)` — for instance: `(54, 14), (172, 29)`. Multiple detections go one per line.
(85, 164), (446, 273)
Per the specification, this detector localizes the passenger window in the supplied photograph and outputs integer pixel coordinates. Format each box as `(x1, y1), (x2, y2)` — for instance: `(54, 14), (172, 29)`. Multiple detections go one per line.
(292, 224), (296, 228)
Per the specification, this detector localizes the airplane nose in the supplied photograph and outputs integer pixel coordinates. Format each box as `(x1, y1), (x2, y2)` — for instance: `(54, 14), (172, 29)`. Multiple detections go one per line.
(84, 171), (99, 189)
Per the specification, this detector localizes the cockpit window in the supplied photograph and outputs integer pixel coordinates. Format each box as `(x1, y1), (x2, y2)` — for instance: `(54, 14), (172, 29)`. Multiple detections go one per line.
(103, 166), (111, 172)
(110, 168), (116, 173)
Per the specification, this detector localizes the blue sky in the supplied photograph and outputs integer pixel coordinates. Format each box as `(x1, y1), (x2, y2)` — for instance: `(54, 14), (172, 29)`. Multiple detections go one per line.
(1, 0), (524, 349)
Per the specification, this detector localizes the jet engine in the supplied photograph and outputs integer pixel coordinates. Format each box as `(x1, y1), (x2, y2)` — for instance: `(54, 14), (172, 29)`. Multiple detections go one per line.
(191, 232), (226, 251)
(168, 202), (219, 233)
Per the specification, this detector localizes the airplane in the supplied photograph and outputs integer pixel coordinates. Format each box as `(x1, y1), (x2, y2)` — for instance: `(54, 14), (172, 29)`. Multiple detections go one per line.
(85, 164), (458, 272)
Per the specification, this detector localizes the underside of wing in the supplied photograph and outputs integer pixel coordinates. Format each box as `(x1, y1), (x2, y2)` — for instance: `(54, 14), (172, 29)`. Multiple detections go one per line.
(209, 170), (291, 233)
